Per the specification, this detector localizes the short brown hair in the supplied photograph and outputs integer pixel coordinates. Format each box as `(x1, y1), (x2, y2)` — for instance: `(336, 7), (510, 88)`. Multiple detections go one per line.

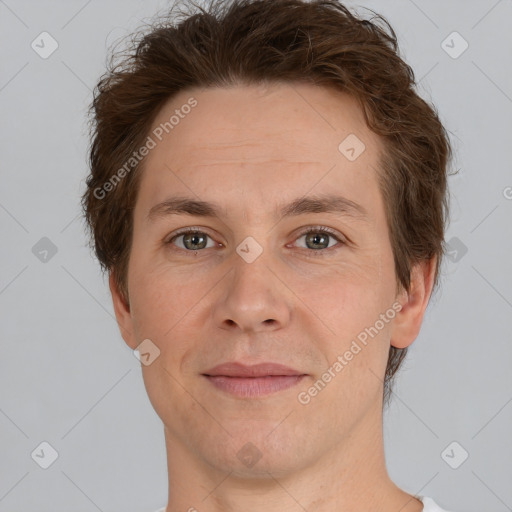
(81, 0), (453, 406)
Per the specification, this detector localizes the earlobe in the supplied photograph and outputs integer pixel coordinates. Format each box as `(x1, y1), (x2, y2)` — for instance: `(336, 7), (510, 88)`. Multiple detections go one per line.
(390, 257), (436, 349)
(109, 272), (137, 350)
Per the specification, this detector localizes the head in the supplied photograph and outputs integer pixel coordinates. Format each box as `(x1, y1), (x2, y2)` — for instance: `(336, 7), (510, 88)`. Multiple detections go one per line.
(82, 0), (452, 477)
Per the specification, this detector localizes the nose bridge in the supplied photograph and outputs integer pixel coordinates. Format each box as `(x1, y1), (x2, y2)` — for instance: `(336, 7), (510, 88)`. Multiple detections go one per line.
(213, 236), (291, 332)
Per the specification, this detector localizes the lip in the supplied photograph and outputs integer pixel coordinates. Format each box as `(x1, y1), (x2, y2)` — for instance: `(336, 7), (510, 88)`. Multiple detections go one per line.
(202, 362), (307, 398)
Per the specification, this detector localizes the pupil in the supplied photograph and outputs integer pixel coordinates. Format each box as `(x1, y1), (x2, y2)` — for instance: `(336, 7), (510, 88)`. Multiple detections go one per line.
(185, 233), (206, 250)
(308, 232), (327, 249)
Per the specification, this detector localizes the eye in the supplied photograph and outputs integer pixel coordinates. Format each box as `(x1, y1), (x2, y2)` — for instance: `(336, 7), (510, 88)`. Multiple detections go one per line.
(292, 226), (345, 253)
(166, 228), (217, 251)
(165, 226), (345, 254)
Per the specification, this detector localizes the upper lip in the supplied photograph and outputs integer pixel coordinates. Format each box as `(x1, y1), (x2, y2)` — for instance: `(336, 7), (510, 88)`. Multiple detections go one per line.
(203, 362), (305, 378)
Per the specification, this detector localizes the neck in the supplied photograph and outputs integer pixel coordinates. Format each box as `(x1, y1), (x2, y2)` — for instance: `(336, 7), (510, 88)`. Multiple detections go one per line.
(162, 396), (423, 512)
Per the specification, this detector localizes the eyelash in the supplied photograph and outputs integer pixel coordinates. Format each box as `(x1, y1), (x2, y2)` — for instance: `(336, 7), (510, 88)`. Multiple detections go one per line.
(165, 226), (346, 256)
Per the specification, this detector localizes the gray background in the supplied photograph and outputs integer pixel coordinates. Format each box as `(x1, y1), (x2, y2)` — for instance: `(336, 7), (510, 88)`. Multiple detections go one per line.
(1, 0), (511, 511)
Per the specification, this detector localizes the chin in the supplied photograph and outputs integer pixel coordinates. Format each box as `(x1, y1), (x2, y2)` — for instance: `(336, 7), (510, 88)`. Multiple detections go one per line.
(196, 426), (318, 479)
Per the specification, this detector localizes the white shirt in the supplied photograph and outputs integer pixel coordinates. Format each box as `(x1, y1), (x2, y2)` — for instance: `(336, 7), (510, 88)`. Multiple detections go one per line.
(419, 495), (454, 511)
(153, 495), (454, 511)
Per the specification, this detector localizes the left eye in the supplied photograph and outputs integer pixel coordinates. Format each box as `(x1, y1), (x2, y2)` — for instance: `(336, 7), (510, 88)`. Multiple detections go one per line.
(293, 228), (343, 251)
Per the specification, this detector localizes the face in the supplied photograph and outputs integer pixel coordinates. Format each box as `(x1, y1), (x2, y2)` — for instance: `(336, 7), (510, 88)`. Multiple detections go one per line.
(111, 82), (432, 478)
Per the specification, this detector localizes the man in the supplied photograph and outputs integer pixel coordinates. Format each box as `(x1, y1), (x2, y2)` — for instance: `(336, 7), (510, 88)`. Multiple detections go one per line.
(82, 1), (454, 510)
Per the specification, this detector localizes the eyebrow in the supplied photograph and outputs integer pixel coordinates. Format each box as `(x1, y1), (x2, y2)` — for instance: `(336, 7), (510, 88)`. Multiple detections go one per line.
(146, 193), (368, 223)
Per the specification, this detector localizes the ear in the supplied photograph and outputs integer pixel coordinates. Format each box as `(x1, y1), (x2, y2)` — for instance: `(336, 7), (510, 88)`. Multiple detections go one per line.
(390, 257), (437, 349)
(109, 271), (138, 350)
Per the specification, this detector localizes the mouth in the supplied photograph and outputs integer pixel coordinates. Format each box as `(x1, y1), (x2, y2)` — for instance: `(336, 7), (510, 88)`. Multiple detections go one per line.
(202, 362), (307, 398)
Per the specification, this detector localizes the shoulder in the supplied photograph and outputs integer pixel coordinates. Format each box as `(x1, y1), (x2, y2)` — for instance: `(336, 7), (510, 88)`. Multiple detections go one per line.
(420, 495), (456, 512)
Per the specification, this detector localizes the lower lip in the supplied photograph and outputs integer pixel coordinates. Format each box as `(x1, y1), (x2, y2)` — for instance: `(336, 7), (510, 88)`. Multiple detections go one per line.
(204, 375), (306, 398)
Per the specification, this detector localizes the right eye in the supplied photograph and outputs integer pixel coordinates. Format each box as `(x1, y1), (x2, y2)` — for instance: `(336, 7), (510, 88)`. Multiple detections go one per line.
(166, 228), (218, 252)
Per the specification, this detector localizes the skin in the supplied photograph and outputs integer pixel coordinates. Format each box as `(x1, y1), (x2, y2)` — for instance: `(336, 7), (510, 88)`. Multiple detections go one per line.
(110, 82), (435, 512)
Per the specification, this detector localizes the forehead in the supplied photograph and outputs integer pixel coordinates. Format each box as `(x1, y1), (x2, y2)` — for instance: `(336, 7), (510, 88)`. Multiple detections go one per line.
(148, 82), (377, 162)
(136, 82), (383, 217)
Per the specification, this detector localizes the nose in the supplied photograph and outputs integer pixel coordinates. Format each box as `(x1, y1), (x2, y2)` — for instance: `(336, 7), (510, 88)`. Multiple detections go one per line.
(212, 251), (292, 333)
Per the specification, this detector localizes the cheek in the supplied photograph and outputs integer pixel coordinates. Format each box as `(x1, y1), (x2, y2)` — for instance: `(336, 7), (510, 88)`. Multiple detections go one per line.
(293, 255), (392, 331)
(292, 250), (397, 374)
(128, 261), (180, 338)
(311, 279), (393, 365)
(127, 257), (210, 369)
(297, 269), (395, 414)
